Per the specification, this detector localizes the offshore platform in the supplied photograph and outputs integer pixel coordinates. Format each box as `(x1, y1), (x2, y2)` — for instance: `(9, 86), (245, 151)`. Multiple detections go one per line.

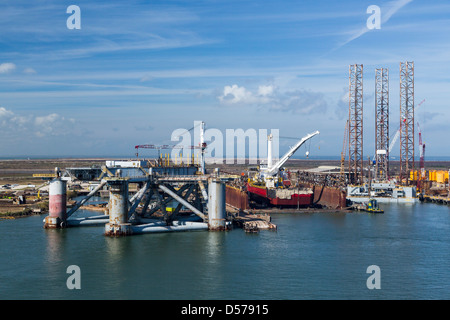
(343, 61), (436, 204)
(42, 122), (244, 236)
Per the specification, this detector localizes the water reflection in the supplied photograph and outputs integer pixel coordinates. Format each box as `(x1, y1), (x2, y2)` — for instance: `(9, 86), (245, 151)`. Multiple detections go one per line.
(1, 203), (448, 299)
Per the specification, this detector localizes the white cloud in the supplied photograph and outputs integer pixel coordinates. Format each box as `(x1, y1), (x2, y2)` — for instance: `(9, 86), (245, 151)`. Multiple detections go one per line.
(0, 107), (74, 137)
(218, 84), (327, 115)
(0, 63), (16, 74)
(23, 67), (37, 74)
(0, 107), (14, 118)
(34, 113), (60, 127)
(219, 84), (255, 104)
(258, 85), (274, 96)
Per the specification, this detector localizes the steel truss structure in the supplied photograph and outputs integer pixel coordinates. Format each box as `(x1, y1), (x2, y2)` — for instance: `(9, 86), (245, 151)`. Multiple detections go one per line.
(348, 64), (364, 185)
(399, 61), (415, 183)
(375, 68), (389, 181)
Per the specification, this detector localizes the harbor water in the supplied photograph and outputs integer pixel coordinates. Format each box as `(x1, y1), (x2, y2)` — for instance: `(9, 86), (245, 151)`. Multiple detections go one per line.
(0, 203), (449, 300)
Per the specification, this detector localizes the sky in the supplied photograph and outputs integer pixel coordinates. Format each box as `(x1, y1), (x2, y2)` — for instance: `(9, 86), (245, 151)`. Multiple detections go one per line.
(0, 0), (449, 159)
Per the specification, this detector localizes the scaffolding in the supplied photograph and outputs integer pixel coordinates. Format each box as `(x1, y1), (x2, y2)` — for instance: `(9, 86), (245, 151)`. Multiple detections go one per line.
(399, 61), (415, 183)
(348, 64), (364, 185)
(375, 68), (389, 181)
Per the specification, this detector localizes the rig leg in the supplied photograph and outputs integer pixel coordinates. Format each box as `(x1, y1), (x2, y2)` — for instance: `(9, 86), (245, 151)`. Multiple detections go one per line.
(105, 180), (132, 236)
(207, 177), (228, 231)
(44, 178), (67, 229)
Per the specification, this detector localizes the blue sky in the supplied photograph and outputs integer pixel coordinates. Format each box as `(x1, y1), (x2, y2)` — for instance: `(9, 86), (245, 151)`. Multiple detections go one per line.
(0, 0), (449, 159)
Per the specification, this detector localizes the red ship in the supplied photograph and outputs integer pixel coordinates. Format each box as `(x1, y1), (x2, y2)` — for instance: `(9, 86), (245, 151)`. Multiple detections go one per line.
(247, 181), (313, 207)
(246, 130), (319, 208)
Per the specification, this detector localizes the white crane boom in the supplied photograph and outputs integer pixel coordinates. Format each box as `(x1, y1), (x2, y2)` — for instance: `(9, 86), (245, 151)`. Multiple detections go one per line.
(265, 130), (319, 177)
(388, 98), (425, 154)
(388, 129), (400, 153)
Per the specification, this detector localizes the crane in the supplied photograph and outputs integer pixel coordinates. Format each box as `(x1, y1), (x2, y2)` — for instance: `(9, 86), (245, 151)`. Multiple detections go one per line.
(388, 99), (426, 154)
(134, 121), (207, 173)
(258, 130), (320, 187)
(418, 122), (426, 181)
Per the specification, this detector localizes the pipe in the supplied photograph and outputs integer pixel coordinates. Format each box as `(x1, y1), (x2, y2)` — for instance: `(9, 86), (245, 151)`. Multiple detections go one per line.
(131, 221), (209, 234)
(158, 184), (206, 221)
(198, 181), (208, 202)
(128, 181), (150, 218)
(67, 180), (107, 218)
(67, 218), (109, 226)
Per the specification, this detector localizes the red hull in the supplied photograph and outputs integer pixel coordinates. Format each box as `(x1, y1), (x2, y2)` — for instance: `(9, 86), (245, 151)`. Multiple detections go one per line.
(247, 183), (313, 207)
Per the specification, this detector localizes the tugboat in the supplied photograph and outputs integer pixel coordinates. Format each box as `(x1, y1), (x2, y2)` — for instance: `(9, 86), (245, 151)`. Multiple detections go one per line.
(365, 199), (384, 214)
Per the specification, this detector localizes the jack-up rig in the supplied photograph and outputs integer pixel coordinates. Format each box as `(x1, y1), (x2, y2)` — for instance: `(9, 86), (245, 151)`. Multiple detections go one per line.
(345, 61), (430, 204)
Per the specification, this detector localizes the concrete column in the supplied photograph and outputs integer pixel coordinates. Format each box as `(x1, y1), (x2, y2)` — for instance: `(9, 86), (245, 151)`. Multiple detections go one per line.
(105, 180), (132, 236)
(207, 177), (227, 230)
(44, 178), (67, 228)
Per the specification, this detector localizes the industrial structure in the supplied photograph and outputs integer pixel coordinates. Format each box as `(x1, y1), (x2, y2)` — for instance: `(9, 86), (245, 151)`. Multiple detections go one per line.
(40, 121), (283, 235)
(399, 61), (415, 183)
(42, 121), (237, 235)
(43, 160), (234, 235)
(375, 67), (390, 181)
(37, 59), (442, 234)
(344, 61), (424, 204)
(348, 64), (364, 185)
(247, 131), (320, 207)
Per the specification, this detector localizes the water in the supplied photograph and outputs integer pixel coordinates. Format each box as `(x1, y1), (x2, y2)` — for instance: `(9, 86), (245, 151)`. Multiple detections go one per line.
(0, 203), (449, 300)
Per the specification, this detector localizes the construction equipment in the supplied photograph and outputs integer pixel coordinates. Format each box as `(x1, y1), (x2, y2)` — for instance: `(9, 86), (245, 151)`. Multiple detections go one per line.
(247, 130), (319, 208)
(388, 99), (425, 154)
(135, 121), (207, 174)
(257, 130), (320, 187)
(417, 122), (426, 182)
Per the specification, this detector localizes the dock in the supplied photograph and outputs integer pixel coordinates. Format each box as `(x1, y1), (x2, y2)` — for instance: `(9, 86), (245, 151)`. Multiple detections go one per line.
(231, 211), (277, 232)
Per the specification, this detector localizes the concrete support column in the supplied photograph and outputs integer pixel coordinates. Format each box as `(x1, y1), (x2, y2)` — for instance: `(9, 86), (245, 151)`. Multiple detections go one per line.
(44, 177), (67, 228)
(105, 180), (132, 236)
(207, 177), (227, 230)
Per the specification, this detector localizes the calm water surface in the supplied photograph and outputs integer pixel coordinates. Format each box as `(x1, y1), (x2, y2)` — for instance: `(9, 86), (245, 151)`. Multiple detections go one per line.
(0, 202), (449, 300)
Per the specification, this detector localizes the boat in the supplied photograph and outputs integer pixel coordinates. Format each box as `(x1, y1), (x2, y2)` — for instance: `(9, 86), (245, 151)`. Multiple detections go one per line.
(365, 199), (384, 214)
(246, 130), (319, 208)
(347, 183), (418, 204)
(247, 181), (313, 207)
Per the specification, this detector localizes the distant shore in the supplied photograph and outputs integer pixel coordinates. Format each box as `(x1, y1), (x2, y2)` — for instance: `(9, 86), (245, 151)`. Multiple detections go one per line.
(0, 157), (449, 184)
